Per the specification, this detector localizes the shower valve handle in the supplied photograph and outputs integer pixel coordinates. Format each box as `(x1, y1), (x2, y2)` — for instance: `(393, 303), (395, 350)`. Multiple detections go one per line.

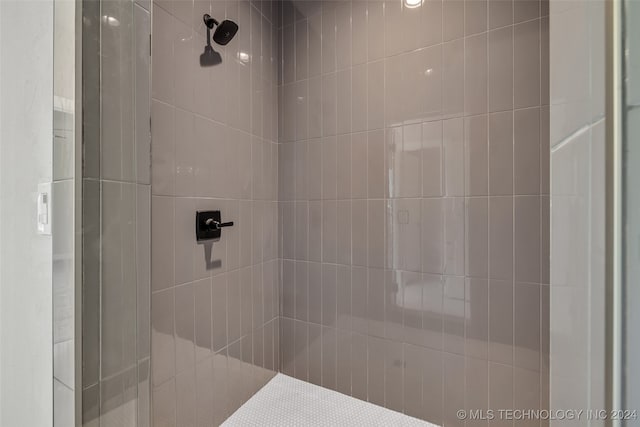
(205, 218), (234, 231)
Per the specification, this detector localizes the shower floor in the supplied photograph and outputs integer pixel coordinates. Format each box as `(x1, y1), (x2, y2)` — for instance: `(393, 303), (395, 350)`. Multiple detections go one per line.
(221, 374), (436, 427)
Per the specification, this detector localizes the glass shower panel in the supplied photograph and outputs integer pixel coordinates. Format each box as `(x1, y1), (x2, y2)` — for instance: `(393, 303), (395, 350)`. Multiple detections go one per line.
(81, 0), (151, 425)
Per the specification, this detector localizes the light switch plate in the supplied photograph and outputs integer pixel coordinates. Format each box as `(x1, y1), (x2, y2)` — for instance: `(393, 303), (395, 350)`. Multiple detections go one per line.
(37, 182), (52, 235)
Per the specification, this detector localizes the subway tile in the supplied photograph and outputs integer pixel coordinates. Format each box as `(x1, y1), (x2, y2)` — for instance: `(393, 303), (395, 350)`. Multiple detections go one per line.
(367, 1), (385, 61)
(489, 362), (514, 426)
(240, 267), (253, 336)
(422, 274), (445, 351)
(151, 101), (175, 196)
(367, 130), (386, 199)
(422, 198), (444, 274)
(384, 340), (404, 412)
(367, 336), (386, 406)
(389, 199), (422, 272)
(489, 196), (513, 280)
(337, 135), (352, 200)
(352, 200), (368, 267)
(152, 379), (176, 427)
(212, 274), (228, 352)
(368, 269), (386, 338)
(422, 121), (443, 197)
(443, 276), (465, 355)
(280, 318), (295, 376)
(294, 201), (308, 260)
(194, 278), (212, 362)
(175, 368), (196, 427)
(514, 19), (541, 108)
(465, 114), (489, 196)
(489, 0), (513, 29)
(466, 0), (488, 36)
(321, 2), (336, 74)
(295, 260), (308, 322)
(421, 0), (444, 48)
(151, 196), (174, 292)
(294, 81), (309, 141)
(322, 326), (338, 390)
(307, 140), (323, 200)
(227, 270), (242, 343)
(322, 200), (338, 263)
(488, 26), (514, 113)
(404, 344), (424, 418)
(175, 283), (195, 374)
(465, 357), (489, 427)
(337, 265), (352, 331)
(514, 0), (540, 23)
(322, 136), (338, 199)
(515, 196), (541, 283)
(309, 201), (322, 262)
(295, 19), (308, 81)
(336, 329), (352, 395)
(308, 323), (323, 386)
(466, 278), (490, 360)
(443, 39), (465, 118)
(337, 70), (352, 135)
(443, 353), (465, 427)
(514, 282), (541, 371)
(367, 200), (386, 269)
(352, 65), (368, 133)
(466, 198), (489, 278)
(514, 107), (541, 195)
(352, 1), (368, 65)
(335, 1), (352, 70)
(195, 358), (213, 427)
(489, 111), (514, 196)
(387, 124), (422, 198)
(322, 73), (338, 137)
(367, 61), (385, 130)
(337, 200), (352, 265)
(443, 0), (464, 42)
(465, 33), (488, 116)
(294, 320), (309, 381)
(352, 266), (369, 335)
(308, 13), (322, 78)
(152, 7), (175, 104)
(308, 76), (323, 139)
(253, 264), (265, 330)
(322, 264), (338, 327)
(385, 270), (405, 342)
(152, 289), (174, 386)
(489, 280), (513, 365)
(443, 118), (465, 197)
(422, 347), (444, 425)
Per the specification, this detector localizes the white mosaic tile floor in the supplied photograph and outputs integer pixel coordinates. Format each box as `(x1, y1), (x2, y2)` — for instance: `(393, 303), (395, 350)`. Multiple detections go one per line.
(222, 374), (438, 427)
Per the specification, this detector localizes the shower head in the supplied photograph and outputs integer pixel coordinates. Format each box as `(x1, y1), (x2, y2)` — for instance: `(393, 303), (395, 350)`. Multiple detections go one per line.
(203, 14), (239, 46)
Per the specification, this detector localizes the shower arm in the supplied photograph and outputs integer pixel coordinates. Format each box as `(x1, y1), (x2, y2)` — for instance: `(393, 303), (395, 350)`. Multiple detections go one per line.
(203, 14), (219, 29)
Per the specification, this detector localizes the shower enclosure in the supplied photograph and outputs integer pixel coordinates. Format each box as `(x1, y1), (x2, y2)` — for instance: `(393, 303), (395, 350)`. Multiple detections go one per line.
(0, 0), (638, 425)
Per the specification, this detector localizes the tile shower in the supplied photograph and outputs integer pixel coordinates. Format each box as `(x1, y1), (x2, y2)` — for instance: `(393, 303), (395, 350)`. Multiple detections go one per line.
(81, 0), (550, 425)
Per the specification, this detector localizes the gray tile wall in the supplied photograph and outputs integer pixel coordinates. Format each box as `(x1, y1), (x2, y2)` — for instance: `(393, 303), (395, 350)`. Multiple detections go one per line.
(150, 0), (280, 425)
(82, 0), (152, 425)
(277, 0), (550, 425)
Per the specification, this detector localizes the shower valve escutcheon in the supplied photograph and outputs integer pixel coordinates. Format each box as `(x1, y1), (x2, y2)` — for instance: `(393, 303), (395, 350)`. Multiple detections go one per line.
(196, 210), (234, 241)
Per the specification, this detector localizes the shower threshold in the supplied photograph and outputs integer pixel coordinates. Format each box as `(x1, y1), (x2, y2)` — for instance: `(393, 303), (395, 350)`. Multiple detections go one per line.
(222, 373), (437, 426)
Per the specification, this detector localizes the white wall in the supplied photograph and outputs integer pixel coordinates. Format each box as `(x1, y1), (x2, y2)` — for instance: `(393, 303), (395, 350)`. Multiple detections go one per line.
(0, 1), (54, 426)
(549, 0), (605, 424)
